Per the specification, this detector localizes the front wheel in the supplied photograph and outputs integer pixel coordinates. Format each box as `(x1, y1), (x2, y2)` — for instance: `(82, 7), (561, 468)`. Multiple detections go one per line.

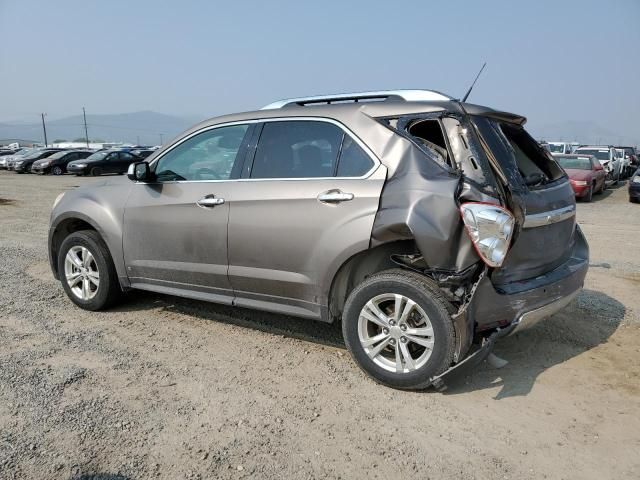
(52, 165), (63, 175)
(342, 269), (456, 390)
(57, 230), (121, 310)
(90, 167), (102, 176)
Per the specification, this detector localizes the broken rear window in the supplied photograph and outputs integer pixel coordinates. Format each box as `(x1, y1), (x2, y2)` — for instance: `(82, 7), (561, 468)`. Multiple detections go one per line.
(406, 119), (451, 167)
(473, 117), (564, 188)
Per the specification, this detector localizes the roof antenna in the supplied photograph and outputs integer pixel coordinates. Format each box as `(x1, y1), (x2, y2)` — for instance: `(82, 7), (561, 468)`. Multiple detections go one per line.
(462, 62), (487, 103)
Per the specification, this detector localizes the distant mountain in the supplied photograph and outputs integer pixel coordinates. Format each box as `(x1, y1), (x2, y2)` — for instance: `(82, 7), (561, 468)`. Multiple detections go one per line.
(528, 120), (639, 146)
(0, 111), (205, 146)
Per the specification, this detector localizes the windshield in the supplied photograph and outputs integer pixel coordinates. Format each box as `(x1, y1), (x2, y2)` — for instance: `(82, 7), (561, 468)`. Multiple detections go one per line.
(548, 144), (565, 153)
(47, 151), (69, 160)
(85, 152), (108, 161)
(557, 157), (592, 170)
(576, 149), (609, 161)
(21, 151), (48, 160)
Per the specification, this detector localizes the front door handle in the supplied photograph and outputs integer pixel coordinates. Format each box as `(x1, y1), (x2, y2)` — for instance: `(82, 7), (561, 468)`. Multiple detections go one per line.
(317, 190), (354, 204)
(196, 195), (225, 208)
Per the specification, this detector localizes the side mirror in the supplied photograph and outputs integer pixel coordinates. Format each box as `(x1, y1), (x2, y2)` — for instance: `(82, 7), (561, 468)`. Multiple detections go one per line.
(127, 161), (152, 182)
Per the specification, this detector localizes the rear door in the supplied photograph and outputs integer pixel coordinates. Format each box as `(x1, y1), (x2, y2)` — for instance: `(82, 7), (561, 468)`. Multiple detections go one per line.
(471, 117), (577, 284)
(226, 119), (385, 319)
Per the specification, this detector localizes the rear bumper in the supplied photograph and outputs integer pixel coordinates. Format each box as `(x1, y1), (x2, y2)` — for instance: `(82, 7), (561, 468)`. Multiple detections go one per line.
(469, 226), (589, 331)
(629, 184), (640, 200)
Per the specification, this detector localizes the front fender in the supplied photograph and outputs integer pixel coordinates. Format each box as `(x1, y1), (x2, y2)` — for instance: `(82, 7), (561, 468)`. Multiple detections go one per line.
(48, 180), (132, 285)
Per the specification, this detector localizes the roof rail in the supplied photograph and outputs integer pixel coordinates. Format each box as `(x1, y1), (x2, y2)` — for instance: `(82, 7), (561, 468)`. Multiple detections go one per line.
(260, 89), (454, 110)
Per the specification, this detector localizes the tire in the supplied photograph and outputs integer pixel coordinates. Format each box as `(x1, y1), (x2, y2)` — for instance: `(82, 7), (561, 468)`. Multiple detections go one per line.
(90, 167), (102, 176)
(584, 184), (593, 202)
(52, 166), (63, 175)
(342, 269), (456, 390)
(57, 230), (121, 311)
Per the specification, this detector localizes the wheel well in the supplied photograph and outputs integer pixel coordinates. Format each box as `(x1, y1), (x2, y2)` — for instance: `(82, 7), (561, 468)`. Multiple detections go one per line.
(50, 218), (97, 276)
(328, 240), (419, 321)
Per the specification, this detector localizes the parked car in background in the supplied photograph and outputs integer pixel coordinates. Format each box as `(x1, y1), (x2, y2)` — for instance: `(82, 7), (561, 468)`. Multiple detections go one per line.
(48, 89), (588, 390)
(615, 146), (637, 178)
(0, 148), (34, 169)
(31, 149), (95, 175)
(11, 149), (64, 173)
(629, 168), (640, 203)
(129, 149), (155, 161)
(573, 146), (621, 184)
(547, 142), (576, 154)
(554, 154), (605, 201)
(66, 149), (139, 176)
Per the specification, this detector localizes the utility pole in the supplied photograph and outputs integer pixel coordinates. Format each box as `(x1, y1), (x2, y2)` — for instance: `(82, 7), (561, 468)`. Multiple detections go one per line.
(136, 135), (140, 146)
(159, 133), (164, 145)
(41, 113), (48, 147)
(82, 107), (89, 147)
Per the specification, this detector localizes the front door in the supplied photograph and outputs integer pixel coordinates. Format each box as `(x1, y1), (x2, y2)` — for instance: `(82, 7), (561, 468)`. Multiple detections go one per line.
(123, 123), (252, 303)
(227, 119), (386, 319)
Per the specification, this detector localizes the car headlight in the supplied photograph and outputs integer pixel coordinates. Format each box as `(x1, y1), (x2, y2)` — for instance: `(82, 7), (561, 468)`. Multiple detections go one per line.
(633, 176), (640, 184)
(460, 203), (515, 268)
(40, 161), (50, 167)
(571, 180), (588, 186)
(73, 163), (87, 168)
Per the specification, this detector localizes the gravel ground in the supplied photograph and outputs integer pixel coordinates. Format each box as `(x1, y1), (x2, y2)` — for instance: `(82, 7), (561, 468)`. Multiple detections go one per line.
(0, 171), (639, 480)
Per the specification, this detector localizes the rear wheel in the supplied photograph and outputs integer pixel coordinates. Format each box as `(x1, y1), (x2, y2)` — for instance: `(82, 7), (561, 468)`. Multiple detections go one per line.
(57, 230), (121, 311)
(52, 165), (63, 175)
(342, 269), (455, 390)
(90, 167), (102, 176)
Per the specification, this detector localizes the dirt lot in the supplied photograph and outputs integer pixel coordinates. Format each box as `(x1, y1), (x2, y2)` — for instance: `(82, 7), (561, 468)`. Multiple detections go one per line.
(0, 171), (639, 480)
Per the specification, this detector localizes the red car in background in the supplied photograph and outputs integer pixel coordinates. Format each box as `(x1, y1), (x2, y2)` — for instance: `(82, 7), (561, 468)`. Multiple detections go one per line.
(554, 154), (606, 202)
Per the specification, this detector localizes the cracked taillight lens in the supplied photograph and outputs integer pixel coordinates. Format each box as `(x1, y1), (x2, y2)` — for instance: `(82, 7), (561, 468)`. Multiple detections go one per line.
(460, 202), (515, 268)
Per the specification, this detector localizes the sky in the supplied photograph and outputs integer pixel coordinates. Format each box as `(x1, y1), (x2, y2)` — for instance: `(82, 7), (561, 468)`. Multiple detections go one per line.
(1, 0), (639, 141)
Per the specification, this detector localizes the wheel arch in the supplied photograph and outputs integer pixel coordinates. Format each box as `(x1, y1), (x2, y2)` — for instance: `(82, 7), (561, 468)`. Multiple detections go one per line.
(49, 211), (125, 284)
(326, 240), (420, 322)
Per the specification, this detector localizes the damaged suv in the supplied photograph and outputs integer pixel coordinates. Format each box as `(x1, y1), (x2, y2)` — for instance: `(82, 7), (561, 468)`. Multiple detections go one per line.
(48, 90), (588, 390)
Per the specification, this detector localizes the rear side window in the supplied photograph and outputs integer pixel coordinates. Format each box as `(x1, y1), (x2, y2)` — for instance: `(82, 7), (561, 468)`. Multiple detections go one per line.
(336, 136), (374, 177)
(251, 121), (341, 178)
(406, 119), (450, 166)
(251, 120), (366, 179)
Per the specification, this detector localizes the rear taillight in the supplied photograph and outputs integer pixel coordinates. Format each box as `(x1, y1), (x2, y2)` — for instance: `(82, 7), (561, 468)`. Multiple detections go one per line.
(460, 202), (515, 268)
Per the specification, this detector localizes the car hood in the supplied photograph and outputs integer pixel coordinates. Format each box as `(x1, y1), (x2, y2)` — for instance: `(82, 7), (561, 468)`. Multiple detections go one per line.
(564, 169), (593, 180)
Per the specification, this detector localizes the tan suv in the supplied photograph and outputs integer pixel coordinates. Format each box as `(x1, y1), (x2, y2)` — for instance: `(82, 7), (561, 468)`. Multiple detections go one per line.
(49, 90), (588, 390)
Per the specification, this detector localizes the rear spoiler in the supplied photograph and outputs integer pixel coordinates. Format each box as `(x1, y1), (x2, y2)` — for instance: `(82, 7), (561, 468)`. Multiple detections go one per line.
(460, 103), (527, 125)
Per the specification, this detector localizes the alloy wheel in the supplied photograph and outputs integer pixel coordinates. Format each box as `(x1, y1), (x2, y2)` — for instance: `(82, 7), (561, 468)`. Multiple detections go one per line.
(357, 293), (435, 373)
(64, 246), (100, 300)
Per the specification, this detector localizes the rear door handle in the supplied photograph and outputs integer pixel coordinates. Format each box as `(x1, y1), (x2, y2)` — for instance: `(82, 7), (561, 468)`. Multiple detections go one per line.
(317, 190), (354, 204)
(196, 195), (225, 208)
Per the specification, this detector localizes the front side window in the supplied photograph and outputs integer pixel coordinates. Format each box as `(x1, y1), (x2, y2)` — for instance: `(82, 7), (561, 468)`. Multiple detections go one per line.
(155, 124), (249, 181)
